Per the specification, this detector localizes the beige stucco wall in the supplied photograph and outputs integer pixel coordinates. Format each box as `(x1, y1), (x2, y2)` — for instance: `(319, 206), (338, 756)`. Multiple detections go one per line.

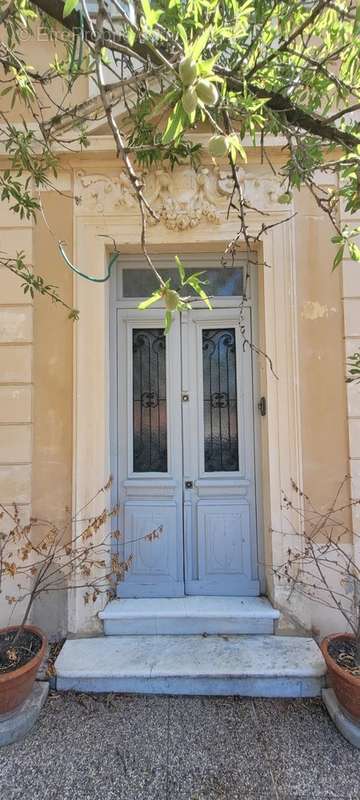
(1, 18), (355, 641)
(295, 189), (351, 521)
(341, 189), (360, 567)
(30, 190), (74, 636)
(0, 147), (358, 638)
(0, 203), (34, 626)
(0, 187), (74, 634)
(3, 23), (88, 124)
(32, 191), (74, 522)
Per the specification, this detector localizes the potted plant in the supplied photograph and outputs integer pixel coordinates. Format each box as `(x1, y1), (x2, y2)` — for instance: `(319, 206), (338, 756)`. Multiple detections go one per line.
(275, 478), (360, 721)
(0, 477), (161, 719)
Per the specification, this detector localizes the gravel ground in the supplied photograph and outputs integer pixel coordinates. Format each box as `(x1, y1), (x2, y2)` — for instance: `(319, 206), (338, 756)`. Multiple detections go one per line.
(1, 692), (360, 800)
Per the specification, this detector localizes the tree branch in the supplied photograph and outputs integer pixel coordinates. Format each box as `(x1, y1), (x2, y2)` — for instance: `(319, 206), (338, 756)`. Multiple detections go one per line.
(31, 0), (360, 152)
(224, 72), (360, 150)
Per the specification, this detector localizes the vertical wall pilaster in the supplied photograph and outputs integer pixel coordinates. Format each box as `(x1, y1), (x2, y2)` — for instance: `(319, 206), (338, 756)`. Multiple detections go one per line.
(341, 204), (360, 560)
(0, 213), (34, 624)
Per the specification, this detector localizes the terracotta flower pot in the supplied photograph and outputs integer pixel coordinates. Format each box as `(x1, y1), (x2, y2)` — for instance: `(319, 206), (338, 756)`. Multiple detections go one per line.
(321, 633), (360, 720)
(0, 625), (47, 716)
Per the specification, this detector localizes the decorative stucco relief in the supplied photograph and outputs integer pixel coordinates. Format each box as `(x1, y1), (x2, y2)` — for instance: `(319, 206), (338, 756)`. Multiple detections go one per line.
(75, 170), (136, 213)
(74, 165), (285, 223)
(144, 167), (221, 230)
(216, 168), (283, 210)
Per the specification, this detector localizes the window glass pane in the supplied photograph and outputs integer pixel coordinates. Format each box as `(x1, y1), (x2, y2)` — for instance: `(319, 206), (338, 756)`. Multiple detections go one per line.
(132, 329), (167, 472)
(123, 267), (244, 298)
(202, 328), (239, 472)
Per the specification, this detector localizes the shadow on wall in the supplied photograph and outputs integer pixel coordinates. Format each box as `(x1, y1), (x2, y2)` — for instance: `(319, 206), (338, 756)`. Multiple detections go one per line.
(31, 567), (68, 641)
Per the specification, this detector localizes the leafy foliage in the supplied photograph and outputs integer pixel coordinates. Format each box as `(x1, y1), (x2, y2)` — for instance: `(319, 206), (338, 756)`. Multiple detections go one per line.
(0, 0), (360, 322)
(347, 352), (360, 383)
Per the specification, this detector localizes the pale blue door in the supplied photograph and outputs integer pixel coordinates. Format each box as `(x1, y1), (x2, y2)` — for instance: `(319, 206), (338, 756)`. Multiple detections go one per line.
(112, 254), (259, 597)
(181, 308), (259, 596)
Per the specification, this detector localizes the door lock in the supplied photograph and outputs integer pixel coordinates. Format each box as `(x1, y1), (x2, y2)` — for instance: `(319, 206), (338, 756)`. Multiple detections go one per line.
(182, 393), (189, 402)
(258, 396), (267, 417)
(185, 480), (193, 489)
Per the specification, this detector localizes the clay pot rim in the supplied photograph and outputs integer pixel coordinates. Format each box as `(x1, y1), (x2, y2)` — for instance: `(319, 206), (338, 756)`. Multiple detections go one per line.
(321, 632), (360, 686)
(0, 624), (46, 685)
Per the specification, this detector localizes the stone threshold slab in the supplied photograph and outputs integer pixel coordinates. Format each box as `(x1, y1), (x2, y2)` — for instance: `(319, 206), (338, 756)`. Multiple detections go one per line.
(99, 596), (280, 636)
(55, 634), (326, 698)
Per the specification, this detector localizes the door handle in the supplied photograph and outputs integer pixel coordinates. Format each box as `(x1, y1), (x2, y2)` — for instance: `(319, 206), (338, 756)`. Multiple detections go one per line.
(185, 480), (193, 489)
(258, 396), (267, 416)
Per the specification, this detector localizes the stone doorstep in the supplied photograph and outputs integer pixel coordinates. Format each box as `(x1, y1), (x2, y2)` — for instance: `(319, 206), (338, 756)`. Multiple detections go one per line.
(0, 682), (49, 747)
(55, 634), (326, 698)
(322, 688), (360, 748)
(99, 596), (280, 636)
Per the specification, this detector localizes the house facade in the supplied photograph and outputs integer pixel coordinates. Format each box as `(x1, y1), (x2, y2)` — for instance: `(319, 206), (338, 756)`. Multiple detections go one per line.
(1, 32), (359, 645)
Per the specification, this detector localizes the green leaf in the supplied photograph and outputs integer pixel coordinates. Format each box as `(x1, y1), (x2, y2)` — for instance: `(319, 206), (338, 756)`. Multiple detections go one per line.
(147, 89), (180, 122)
(177, 23), (188, 53)
(332, 245), (344, 270)
(162, 101), (185, 145)
(63, 0), (78, 18)
(183, 270), (206, 286)
(140, 0), (162, 28)
(198, 56), (220, 77)
(190, 29), (211, 61)
(100, 47), (110, 64)
(185, 273), (212, 309)
(197, 288), (212, 310)
(127, 29), (136, 47)
(138, 290), (162, 310)
(164, 310), (173, 334)
(349, 242), (360, 261)
(175, 255), (185, 284)
(141, 0), (153, 22)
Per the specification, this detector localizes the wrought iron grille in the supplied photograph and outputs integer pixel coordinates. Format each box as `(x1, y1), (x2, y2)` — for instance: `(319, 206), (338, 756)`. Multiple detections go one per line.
(202, 328), (239, 472)
(132, 329), (167, 472)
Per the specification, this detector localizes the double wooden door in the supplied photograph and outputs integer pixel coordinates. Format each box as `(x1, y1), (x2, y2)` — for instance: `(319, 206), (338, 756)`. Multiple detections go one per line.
(115, 301), (259, 597)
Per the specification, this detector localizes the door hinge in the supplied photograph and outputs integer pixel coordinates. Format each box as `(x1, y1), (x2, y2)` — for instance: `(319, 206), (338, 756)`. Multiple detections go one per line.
(258, 396), (267, 417)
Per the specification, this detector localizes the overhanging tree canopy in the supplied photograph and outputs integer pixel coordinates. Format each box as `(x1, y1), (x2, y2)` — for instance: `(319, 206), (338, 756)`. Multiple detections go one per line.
(0, 0), (360, 328)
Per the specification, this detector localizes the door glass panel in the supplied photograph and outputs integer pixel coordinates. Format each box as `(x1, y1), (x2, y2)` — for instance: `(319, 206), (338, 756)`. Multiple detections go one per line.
(132, 329), (167, 472)
(123, 267), (244, 298)
(202, 328), (239, 472)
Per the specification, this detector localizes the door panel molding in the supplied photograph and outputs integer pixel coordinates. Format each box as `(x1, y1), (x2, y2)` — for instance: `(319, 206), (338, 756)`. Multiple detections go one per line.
(182, 307), (259, 595)
(116, 309), (184, 597)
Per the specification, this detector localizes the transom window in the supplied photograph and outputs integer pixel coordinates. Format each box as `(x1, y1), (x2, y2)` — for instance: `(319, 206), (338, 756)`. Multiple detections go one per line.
(122, 267), (245, 298)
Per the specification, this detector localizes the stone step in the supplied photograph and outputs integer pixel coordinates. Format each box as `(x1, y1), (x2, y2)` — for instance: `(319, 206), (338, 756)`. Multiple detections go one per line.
(99, 596), (280, 636)
(55, 634), (326, 698)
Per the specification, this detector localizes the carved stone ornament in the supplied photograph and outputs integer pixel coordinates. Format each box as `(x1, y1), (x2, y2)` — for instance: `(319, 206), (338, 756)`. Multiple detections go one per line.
(75, 169), (136, 213)
(75, 165), (286, 221)
(144, 166), (221, 230)
(216, 168), (284, 210)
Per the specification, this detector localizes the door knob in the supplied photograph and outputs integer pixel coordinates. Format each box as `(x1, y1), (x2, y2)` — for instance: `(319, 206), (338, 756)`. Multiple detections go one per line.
(185, 480), (193, 489)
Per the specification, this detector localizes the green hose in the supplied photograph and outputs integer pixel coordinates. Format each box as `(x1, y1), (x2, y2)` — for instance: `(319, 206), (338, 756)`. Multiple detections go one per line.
(59, 242), (119, 283)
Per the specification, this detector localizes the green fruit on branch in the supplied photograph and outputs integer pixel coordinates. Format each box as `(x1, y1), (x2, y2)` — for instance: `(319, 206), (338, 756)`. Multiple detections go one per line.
(278, 192), (292, 204)
(208, 135), (229, 157)
(163, 289), (180, 311)
(182, 86), (198, 115)
(179, 56), (197, 86)
(195, 79), (219, 106)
